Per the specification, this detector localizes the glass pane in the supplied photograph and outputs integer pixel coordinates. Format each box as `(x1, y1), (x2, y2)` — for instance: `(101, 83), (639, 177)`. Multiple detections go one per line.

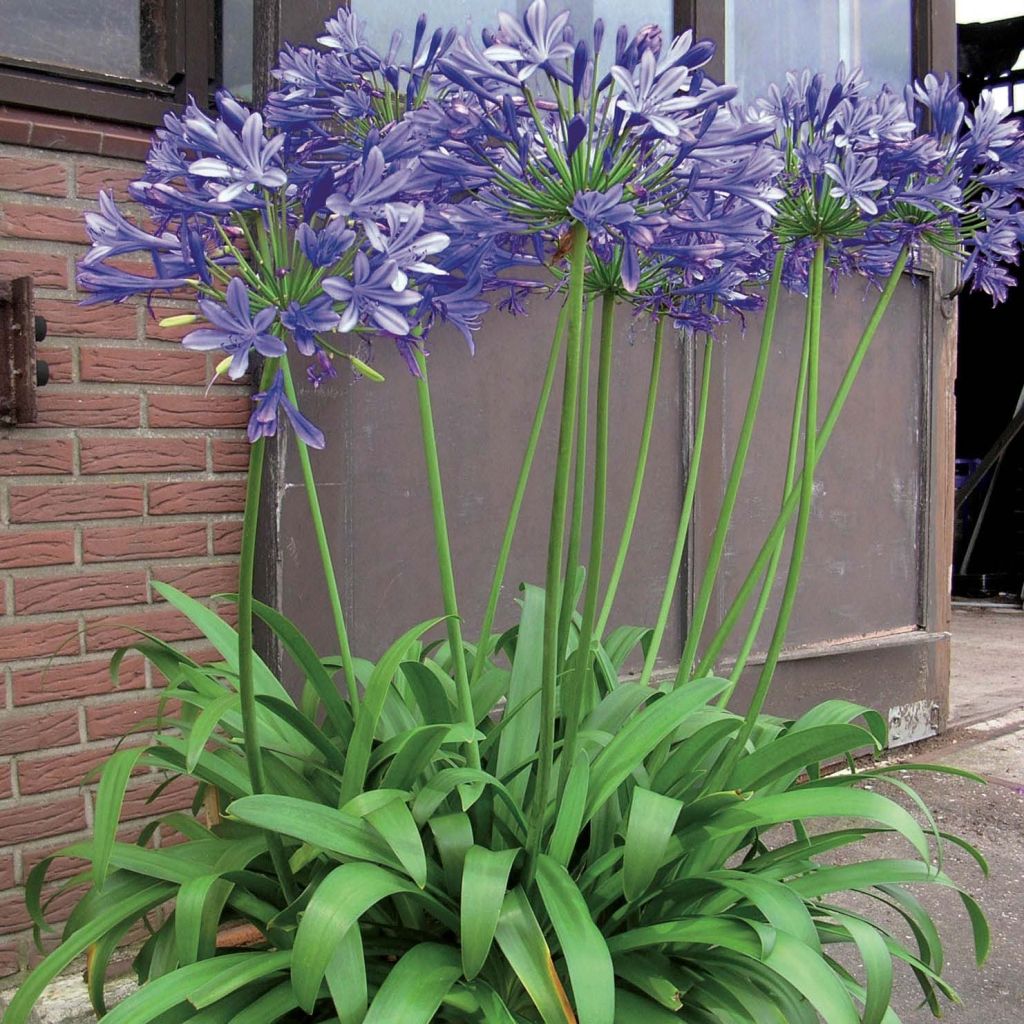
(354, 0), (673, 56)
(0, 0), (167, 81)
(220, 0), (254, 101)
(724, 0), (912, 101)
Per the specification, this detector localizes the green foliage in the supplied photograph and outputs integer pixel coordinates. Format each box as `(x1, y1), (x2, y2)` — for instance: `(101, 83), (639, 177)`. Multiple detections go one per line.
(4, 582), (986, 1024)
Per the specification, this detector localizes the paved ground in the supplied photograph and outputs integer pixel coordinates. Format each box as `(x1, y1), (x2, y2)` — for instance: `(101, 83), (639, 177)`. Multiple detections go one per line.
(876, 606), (1024, 1022)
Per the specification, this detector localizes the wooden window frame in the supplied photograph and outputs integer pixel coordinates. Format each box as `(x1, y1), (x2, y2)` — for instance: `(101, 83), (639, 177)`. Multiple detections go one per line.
(0, 0), (218, 129)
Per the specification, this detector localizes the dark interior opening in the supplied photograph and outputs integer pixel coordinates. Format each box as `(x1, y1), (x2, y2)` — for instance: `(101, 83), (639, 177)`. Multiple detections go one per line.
(954, 15), (1024, 607)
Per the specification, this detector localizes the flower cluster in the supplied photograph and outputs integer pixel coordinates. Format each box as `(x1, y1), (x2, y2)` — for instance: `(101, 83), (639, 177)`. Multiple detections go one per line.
(754, 65), (1024, 297)
(76, 3), (1024, 450)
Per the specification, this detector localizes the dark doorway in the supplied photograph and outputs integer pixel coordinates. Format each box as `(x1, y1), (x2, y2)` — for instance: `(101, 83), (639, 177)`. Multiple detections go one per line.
(954, 12), (1024, 609)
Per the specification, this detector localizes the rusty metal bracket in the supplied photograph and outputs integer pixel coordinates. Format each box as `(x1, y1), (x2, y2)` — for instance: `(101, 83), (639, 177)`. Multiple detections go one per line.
(0, 275), (41, 425)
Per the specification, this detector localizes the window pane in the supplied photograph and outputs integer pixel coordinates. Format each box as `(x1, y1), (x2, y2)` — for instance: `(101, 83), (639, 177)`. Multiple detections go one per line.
(354, 0), (673, 55)
(724, 0), (912, 101)
(220, 0), (254, 100)
(0, 0), (167, 81)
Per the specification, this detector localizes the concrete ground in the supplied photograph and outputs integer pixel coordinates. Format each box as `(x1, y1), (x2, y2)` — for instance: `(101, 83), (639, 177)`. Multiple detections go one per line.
(876, 605), (1023, 1022)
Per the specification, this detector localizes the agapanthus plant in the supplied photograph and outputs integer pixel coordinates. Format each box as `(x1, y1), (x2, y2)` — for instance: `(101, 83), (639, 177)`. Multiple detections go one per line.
(8, 5), (1019, 1024)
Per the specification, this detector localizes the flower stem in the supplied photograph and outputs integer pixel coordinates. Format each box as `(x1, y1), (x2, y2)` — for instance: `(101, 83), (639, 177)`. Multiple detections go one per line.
(470, 304), (569, 686)
(721, 273), (813, 702)
(706, 240), (824, 790)
(674, 251), (785, 687)
(692, 246), (909, 679)
(238, 358), (296, 903)
(412, 348), (481, 772)
(596, 313), (665, 637)
(638, 335), (714, 691)
(561, 292), (615, 782)
(556, 298), (594, 668)
(526, 223), (588, 879)
(278, 359), (360, 716)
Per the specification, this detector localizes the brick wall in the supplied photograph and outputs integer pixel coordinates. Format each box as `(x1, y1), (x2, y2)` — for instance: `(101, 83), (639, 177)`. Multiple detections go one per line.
(0, 129), (249, 980)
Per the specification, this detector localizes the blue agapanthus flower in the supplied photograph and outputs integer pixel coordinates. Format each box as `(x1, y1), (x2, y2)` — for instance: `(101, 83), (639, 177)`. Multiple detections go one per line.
(248, 369), (326, 448)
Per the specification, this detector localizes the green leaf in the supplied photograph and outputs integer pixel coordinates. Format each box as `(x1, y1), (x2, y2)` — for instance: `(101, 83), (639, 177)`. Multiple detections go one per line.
(833, 912), (892, 1024)
(175, 875), (234, 964)
(586, 677), (729, 823)
(361, 792), (427, 887)
(400, 659), (457, 724)
(412, 767), (528, 839)
(254, 695), (346, 773)
(607, 917), (765, 959)
(3, 883), (174, 1024)
(362, 943), (462, 1024)
(704, 788), (930, 861)
(227, 795), (397, 868)
(603, 626), (652, 671)
(325, 926), (366, 1024)
(536, 855), (614, 1024)
(290, 862), (418, 1012)
(622, 788), (682, 901)
(429, 812), (474, 896)
(494, 888), (576, 1024)
(730, 724), (878, 793)
(547, 751), (589, 867)
(226, 980), (301, 1024)
(339, 616), (446, 804)
(186, 693), (239, 772)
(190, 950), (293, 1008)
(461, 846), (519, 979)
(495, 585), (545, 808)
(92, 746), (147, 889)
(381, 724), (455, 790)
(248, 597), (354, 740)
(613, 989), (689, 1023)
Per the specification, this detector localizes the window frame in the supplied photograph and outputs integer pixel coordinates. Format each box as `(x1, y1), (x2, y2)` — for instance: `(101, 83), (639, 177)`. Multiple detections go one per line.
(0, 0), (218, 128)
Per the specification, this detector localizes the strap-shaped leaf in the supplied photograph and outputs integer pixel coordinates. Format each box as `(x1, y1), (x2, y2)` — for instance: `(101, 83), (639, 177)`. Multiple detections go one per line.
(291, 862), (418, 1011)
(585, 677), (729, 823)
(833, 912), (893, 1024)
(382, 724), (456, 790)
(412, 767), (527, 838)
(226, 980), (301, 1024)
(362, 943), (462, 1024)
(429, 812), (475, 896)
(495, 584), (545, 807)
(612, 989), (685, 1023)
(622, 788), (682, 901)
(325, 927), (366, 1024)
(494, 887), (576, 1024)
(547, 750), (589, 867)
(190, 950), (293, 1008)
(254, 695), (345, 772)
(461, 846), (519, 979)
(536, 855), (614, 1024)
(339, 616), (446, 804)
(174, 875), (233, 964)
(400, 659), (457, 723)
(186, 693), (239, 771)
(3, 883), (175, 1024)
(92, 745), (147, 889)
(366, 796), (428, 888)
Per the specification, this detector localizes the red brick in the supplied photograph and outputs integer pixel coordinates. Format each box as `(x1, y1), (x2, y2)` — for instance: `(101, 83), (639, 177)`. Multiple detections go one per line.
(9, 482), (143, 523)
(36, 298), (136, 339)
(75, 162), (139, 200)
(0, 708), (79, 756)
(148, 394), (251, 429)
(0, 156), (68, 197)
(17, 742), (145, 796)
(211, 439), (250, 472)
(80, 437), (205, 474)
(144, 308), (195, 342)
(0, 884), (84, 935)
(0, 619), (80, 663)
(12, 655), (145, 706)
(21, 821), (146, 881)
(86, 696), (168, 741)
(120, 775), (196, 822)
(0, 249), (68, 288)
(15, 570), (148, 614)
(152, 563), (237, 601)
(33, 391), (140, 429)
(80, 346), (206, 386)
(0, 763), (12, 800)
(0, 529), (75, 569)
(35, 346), (73, 383)
(0, 438), (73, 476)
(31, 115), (105, 154)
(85, 606), (202, 653)
(100, 130), (149, 162)
(0, 202), (87, 244)
(148, 481), (246, 516)
(212, 520), (242, 555)
(82, 521), (205, 563)
(0, 854), (14, 890)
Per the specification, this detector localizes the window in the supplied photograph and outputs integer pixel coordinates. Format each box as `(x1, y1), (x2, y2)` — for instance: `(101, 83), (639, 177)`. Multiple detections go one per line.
(0, 0), (254, 127)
